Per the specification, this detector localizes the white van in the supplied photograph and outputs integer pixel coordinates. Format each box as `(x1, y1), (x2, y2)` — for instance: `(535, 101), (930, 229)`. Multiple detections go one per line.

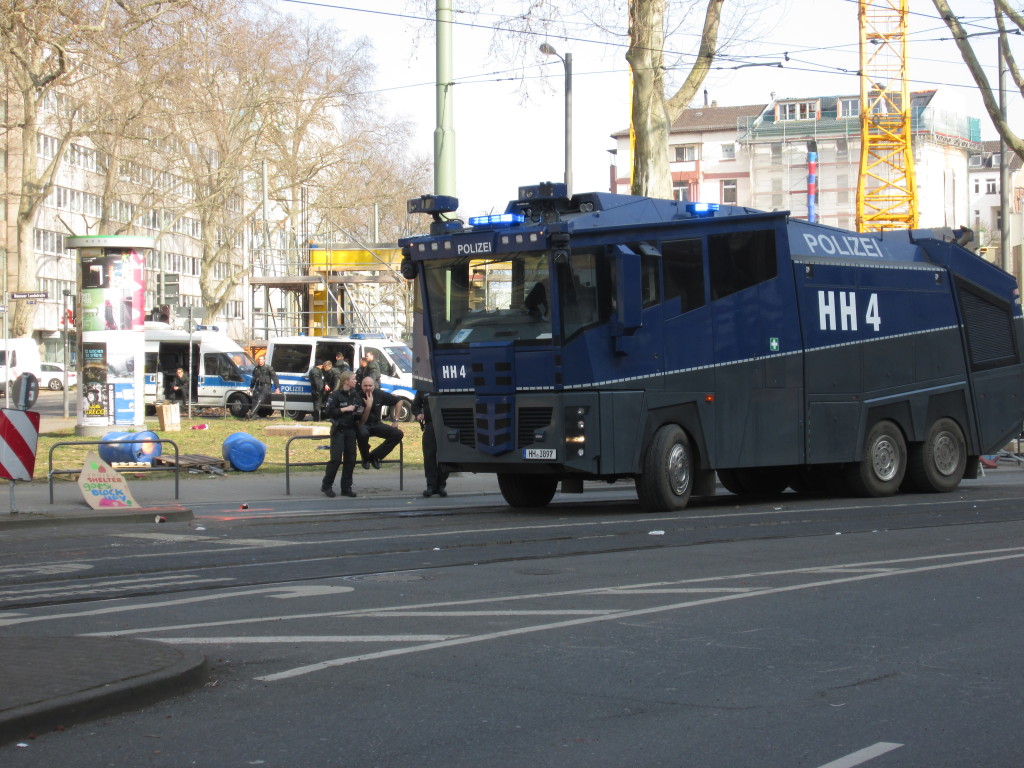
(266, 334), (416, 421)
(0, 338), (43, 394)
(144, 325), (257, 417)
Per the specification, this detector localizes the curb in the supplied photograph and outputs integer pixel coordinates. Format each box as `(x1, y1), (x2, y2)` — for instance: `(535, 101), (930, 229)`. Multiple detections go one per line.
(0, 637), (208, 745)
(0, 507), (194, 529)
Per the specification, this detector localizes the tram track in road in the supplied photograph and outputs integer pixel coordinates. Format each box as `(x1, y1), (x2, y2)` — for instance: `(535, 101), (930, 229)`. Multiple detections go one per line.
(2, 485), (1024, 612)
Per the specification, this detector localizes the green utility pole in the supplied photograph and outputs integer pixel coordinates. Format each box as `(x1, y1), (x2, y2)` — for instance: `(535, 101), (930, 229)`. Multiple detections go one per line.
(435, 0), (456, 197)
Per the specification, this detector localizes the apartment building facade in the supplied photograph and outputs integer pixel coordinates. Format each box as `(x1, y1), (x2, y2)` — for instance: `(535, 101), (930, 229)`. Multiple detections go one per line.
(611, 90), (983, 235)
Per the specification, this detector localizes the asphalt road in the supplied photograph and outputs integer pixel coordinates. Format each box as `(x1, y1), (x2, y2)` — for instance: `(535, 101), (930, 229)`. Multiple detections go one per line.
(1, 479), (1023, 767)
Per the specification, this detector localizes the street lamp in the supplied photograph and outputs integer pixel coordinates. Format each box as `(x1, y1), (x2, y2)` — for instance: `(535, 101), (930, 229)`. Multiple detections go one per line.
(540, 42), (572, 196)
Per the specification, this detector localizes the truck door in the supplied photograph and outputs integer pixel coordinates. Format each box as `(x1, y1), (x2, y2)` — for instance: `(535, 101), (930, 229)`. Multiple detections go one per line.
(709, 227), (803, 467)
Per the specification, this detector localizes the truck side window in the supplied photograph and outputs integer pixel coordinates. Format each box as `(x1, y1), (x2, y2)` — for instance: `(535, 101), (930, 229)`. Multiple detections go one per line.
(560, 251), (602, 340)
(662, 238), (705, 315)
(708, 229), (777, 300)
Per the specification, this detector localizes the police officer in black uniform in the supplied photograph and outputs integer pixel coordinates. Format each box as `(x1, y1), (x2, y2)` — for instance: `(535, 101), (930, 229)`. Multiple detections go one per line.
(412, 390), (448, 497)
(247, 354), (280, 419)
(321, 370), (362, 498)
(308, 359), (329, 421)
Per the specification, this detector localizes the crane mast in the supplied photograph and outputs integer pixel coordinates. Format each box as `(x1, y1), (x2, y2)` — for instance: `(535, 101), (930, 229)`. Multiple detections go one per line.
(857, 0), (919, 232)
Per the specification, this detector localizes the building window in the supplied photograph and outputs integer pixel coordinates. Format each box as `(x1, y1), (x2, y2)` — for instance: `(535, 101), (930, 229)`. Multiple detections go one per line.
(721, 143), (735, 161)
(673, 145), (699, 162)
(987, 179), (997, 195)
(837, 174), (849, 204)
(722, 179), (737, 204)
(838, 98), (859, 118)
(672, 181), (691, 202)
(771, 178), (783, 209)
(974, 178), (980, 194)
(770, 142), (782, 166)
(836, 138), (849, 160)
(777, 101), (818, 121)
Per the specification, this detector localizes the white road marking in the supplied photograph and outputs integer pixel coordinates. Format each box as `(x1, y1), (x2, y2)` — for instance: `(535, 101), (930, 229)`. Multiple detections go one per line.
(156, 635), (462, 644)
(0, 563), (92, 576)
(0, 584), (353, 627)
(817, 742), (903, 768)
(116, 533), (293, 547)
(599, 587), (757, 594)
(256, 549), (1024, 681)
(0, 574), (232, 600)
(79, 546), (1024, 640)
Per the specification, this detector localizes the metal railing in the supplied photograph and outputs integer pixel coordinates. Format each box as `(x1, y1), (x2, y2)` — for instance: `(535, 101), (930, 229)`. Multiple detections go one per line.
(48, 438), (181, 504)
(284, 433), (403, 494)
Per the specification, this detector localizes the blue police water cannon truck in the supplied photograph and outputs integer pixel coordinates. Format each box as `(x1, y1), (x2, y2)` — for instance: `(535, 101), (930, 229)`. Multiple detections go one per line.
(399, 183), (1024, 512)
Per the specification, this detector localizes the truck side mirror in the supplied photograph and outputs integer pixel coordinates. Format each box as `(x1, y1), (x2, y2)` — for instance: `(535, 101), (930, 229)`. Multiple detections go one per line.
(609, 244), (643, 353)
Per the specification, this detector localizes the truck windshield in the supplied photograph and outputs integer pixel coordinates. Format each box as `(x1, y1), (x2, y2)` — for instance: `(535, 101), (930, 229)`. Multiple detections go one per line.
(424, 251), (552, 346)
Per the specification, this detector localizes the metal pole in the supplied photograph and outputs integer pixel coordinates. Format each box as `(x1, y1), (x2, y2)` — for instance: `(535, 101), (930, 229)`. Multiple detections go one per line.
(434, 0), (456, 197)
(999, 32), (1009, 272)
(564, 52), (572, 196)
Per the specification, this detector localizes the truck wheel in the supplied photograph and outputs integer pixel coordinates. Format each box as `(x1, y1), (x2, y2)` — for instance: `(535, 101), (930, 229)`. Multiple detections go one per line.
(845, 420), (906, 497)
(637, 424), (693, 511)
(497, 473), (558, 508)
(283, 409), (306, 421)
(904, 418), (967, 493)
(228, 393), (251, 419)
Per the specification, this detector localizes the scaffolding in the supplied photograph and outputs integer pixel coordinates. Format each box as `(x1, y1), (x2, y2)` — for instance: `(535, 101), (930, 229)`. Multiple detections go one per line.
(247, 241), (411, 343)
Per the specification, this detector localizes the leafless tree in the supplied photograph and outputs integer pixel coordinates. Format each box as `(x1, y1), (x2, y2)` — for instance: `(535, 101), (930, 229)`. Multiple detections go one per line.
(0, 0), (193, 336)
(932, 0), (1024, 161)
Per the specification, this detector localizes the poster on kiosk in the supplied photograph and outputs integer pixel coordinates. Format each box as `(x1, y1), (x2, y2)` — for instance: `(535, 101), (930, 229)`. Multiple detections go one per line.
(66, 236), (153, 429)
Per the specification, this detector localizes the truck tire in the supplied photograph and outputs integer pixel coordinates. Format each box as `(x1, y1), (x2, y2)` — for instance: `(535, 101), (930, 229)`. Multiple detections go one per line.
(497, 473), (558, 508)
(636, 424), (693, 511)
(904, 418), (967, 493)
(845, 419), (906, 497)
(228, 393), (251, 419)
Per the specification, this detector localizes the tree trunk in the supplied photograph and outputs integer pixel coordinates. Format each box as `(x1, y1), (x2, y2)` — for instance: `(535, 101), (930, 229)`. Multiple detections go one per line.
(627, 0), (724, 199)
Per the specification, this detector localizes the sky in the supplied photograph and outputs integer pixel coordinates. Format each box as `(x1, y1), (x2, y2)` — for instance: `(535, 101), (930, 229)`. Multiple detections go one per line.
(276, 0), (1018, 217)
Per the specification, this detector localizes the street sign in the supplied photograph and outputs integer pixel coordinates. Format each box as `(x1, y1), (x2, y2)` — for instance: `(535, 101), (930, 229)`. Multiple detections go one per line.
(9, 291), (48, 300)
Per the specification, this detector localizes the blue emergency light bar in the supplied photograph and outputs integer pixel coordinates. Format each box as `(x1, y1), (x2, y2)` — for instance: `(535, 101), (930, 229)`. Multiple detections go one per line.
(468, 213), (526, 228)
(685, 202), (720, 218)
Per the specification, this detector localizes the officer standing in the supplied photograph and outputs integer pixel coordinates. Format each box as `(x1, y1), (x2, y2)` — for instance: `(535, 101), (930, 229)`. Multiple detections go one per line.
(247, 354), (280, 419)
(308, 359), (329, 420)
(412, 390), (448, 497)
(321, 371), (362, 498)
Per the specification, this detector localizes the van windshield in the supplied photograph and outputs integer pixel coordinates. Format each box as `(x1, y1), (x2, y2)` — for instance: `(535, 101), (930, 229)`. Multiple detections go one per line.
(383, 345), (412, 373)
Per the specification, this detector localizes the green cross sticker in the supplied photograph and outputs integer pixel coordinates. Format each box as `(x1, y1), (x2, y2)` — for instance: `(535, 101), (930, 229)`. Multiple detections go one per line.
(769, 337), (780, 352)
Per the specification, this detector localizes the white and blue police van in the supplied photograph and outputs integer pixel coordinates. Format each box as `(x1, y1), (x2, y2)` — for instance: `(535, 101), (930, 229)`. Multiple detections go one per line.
(266, 333), (416, 421)
(144, 324), (256, 417)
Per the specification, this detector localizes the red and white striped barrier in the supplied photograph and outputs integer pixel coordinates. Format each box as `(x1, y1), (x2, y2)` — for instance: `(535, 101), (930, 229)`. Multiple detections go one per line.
(0, 408), (41, 481)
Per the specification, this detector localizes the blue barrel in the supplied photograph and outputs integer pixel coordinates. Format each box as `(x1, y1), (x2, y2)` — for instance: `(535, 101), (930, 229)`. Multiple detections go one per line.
(222, 432), (266, 472)
(98, 430), (162, 464)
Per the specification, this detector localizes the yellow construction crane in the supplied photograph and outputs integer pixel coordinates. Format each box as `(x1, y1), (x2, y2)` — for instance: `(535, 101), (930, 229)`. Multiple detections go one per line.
(857, 0), (919, 232)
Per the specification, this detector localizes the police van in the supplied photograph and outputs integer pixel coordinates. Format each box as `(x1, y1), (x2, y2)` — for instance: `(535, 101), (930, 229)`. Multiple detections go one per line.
(144, 325), (256, 417)
(266, 333), (416, 420)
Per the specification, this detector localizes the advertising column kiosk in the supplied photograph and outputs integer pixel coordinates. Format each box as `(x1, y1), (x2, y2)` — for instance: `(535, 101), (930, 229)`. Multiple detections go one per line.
(66, 236), (153, 434)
